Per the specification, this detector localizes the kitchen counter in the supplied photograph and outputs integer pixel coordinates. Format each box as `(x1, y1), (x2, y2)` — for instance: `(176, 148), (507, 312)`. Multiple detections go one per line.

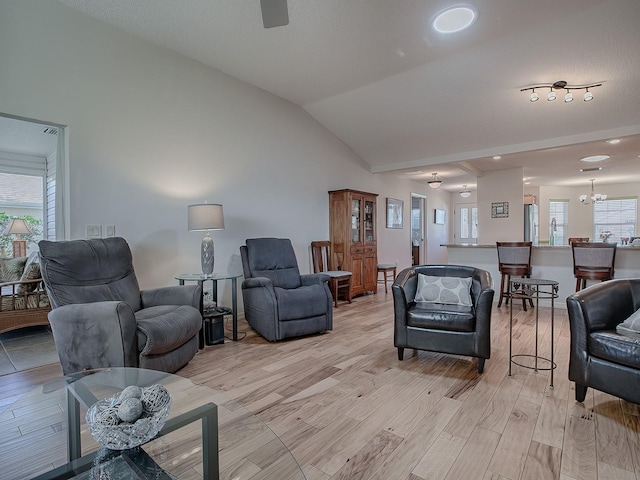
(444, 244), (640, 307)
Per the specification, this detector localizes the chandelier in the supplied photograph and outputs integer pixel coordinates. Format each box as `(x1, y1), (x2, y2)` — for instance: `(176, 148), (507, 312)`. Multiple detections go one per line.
(428, 173), (443, 189)
(459, 185), (471, 198)
(579, 179), (607, 205)
(520, 80), (603, 103)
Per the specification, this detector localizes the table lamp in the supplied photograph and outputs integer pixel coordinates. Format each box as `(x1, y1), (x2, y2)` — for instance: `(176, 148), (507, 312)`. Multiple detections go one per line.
(3, 218), (32, 258)
(188, 204), (225, 275)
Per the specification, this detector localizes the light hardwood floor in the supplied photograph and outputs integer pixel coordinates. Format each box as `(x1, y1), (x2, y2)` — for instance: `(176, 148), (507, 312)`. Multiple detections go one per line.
(1, 284), (639, 480)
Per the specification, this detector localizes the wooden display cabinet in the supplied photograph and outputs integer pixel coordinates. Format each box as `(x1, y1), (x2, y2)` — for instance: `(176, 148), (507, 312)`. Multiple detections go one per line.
(329, 189), (379, 296)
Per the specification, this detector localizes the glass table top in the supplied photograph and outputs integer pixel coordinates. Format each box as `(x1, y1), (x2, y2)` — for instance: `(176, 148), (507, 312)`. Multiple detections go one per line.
(0, 367), (304, 480)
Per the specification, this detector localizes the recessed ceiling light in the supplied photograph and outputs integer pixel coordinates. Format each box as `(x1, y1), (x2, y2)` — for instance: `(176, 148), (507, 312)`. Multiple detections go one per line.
(580, 155), (610, 163)
(432, 5), (478, 33)
(492, 155), (501, 160)
(607, 139), (621, 144)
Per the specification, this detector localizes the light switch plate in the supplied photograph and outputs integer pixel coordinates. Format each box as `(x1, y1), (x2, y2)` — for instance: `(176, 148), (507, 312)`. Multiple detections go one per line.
(86, 225), (102, 239)
(105, 225), (116, 237)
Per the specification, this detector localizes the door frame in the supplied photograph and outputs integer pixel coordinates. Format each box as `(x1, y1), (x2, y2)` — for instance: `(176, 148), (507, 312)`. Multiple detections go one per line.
(411, 193), (427, 265)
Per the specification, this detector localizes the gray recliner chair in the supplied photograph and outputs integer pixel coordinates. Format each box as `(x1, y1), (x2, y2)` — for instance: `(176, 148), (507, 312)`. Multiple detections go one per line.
(392, 265), (494, 373)
(240, 238), (333, 341)
(39, 237), (202, 375)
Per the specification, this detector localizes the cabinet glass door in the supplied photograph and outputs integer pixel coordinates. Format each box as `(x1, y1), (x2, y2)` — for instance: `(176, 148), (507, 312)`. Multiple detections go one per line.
(351, 198), (361, 243)
(364, 200), (375, 244)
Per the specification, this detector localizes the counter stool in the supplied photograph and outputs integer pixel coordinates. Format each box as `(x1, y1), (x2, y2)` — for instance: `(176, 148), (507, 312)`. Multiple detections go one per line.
(572, 242), (616, 291)
(377, 264), (396, 293)
(496, 242), (534, 311)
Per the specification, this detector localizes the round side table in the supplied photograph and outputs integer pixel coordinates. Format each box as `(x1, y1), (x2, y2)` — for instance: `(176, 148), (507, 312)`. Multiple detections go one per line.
(508, 277), (559, 388)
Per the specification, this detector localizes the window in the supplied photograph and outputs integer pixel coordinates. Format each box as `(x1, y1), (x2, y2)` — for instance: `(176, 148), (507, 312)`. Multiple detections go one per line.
(0, 168), (46, 257)
(549, 199), (569, 245)
(0, 115), (61, 257)
(455, 204), (477, 243)
(593, 197), (637, 243)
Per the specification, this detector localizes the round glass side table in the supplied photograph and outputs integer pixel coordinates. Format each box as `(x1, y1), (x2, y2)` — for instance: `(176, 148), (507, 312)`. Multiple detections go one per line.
(508, 277), (559, 388)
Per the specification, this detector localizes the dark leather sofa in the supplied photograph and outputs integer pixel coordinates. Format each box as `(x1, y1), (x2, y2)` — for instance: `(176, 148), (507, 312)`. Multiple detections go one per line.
(566, 278), (640, 404)
(392, 265), (494, 373)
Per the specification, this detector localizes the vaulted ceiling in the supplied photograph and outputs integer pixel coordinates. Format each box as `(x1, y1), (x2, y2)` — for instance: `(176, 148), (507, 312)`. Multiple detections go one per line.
(57, 0), (640, 191)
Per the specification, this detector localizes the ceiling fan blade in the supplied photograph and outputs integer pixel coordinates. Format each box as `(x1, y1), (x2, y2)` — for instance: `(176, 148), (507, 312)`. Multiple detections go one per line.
(260, 0), (289, 28)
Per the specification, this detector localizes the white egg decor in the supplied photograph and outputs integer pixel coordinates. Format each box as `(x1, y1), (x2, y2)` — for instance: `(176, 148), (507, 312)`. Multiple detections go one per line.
(86, 384), (171, 450)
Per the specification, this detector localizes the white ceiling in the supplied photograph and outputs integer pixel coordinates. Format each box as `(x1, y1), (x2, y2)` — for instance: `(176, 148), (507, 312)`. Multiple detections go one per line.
(0, 115), (58, 158)
(49, 0), (640, 191)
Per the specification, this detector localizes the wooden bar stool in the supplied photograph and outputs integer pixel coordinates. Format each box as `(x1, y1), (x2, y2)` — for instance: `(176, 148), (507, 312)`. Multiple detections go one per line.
(377, 264), (396, 294)
(311, 241), (352, 307)
(572, 242), (616, 291)
(496, 242), (534, 311)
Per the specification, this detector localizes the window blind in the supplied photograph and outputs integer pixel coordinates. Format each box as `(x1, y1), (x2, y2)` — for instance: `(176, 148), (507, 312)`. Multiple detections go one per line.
(593, 197), (637, 242)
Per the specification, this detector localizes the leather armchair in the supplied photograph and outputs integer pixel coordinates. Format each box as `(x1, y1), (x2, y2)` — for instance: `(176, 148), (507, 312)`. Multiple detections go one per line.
(393, 265), (494, 373)
(240, 238), (333, 341)
(39, 237), (202, 375)
(566, 278), (640, 404)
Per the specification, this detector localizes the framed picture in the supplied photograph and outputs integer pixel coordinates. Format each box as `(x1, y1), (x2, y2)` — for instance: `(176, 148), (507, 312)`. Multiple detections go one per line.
(434, 209), (445, 224)
(386, 198), (403, 229)
(491, 201), (509, 218)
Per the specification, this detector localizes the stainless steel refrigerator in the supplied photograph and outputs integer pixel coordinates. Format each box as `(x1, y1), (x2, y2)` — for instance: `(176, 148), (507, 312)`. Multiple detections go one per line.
(524, 204), (538, 244)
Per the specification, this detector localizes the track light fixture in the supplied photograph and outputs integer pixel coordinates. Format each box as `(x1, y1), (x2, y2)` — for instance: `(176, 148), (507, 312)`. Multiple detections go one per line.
(428, 173), (443, 189)
(584, 88), (593, 102)
(564, 90), (573, 103)
(521, 80), (603, 103)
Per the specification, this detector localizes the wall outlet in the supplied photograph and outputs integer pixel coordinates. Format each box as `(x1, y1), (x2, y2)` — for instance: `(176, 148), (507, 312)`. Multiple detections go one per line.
(86, 225), (102, 239)
(105, 225), (116, 237)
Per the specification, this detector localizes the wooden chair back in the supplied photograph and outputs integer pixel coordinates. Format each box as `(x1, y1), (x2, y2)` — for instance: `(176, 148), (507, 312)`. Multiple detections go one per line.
(311, 241), (335, 273)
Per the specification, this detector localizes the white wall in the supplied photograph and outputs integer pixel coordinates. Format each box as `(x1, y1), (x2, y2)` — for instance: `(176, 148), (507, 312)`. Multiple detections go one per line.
(477, 168), (524, 244)
(0, 1), (441, 307)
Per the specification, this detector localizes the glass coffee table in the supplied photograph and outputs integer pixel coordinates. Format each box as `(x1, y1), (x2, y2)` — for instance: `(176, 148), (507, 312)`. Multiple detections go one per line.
(0, 368), (305, 480)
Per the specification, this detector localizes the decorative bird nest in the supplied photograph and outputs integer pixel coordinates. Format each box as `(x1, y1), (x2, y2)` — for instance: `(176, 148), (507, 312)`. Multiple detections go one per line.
(86, 384), (172, 450)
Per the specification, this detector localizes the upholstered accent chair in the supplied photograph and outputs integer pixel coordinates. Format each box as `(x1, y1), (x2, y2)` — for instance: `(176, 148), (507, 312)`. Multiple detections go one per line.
(566, 279), (640, 404)
(39, 237), (202, 375)
(392, 265), (494, 373)
(240, 238), (333, 341)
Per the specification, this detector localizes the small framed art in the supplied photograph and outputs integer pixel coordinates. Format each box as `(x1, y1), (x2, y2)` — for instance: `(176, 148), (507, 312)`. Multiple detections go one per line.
(491, 202), (509, 218)
(434, 209), (445, 225)
(386, 198), (403, 229)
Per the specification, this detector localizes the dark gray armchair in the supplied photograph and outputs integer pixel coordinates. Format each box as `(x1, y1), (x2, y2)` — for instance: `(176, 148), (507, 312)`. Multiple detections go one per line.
(39, 237), (202, 375)
(240, 238), (333, 341)
(566, 279), (640, 404)
(392, 265), (494, 373)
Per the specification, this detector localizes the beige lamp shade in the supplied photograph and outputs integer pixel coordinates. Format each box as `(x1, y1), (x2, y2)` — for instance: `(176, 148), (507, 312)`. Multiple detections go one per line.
(4, 218), (32, 258)
(188, 204), (225, 231)
(3, 218), (33, 237)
